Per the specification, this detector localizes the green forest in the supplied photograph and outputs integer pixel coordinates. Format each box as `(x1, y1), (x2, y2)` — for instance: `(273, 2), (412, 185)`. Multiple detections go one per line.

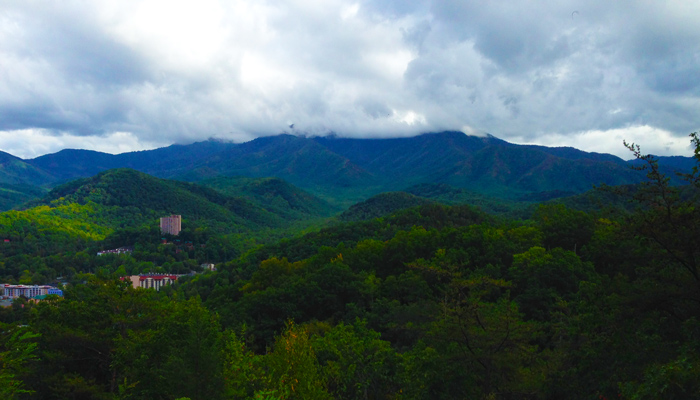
(2, 136), (700, 400)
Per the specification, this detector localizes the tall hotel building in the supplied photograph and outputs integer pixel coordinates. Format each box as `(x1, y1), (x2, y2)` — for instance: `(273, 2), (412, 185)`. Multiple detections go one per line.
(160, 215), (182, 235)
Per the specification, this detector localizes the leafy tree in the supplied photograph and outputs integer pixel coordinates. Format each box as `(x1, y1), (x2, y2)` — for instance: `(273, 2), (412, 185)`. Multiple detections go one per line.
(313, 319), (400, 400)
(112, 296), (224, 400)
(159, 297), (224, 400)
(509, 246), (597, 321)
(262, 321), (330, 400)
(534, 203), (594, 253)
(0, 323), (39, 399)
(429, 275), (546, 398)
(222, 328), (266, 399)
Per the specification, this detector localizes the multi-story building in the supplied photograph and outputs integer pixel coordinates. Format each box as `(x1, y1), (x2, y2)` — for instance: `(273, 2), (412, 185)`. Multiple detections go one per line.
(2, 284), (63, 298)
(160, 215), (182, 235)
(122, 274), (180, 291)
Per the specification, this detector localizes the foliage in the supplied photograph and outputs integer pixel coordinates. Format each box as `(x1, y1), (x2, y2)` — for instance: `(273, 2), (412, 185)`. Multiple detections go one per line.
(2, 134), (700, 399)
(0, 323), (39, 399)
(262, 321), (331, 400)
(199, 176), (338, 220)
(0, 182), (47, 212)
(313, 319), (400, 399)
(338, 192), (434, 222)
(223, 328), (266, 399)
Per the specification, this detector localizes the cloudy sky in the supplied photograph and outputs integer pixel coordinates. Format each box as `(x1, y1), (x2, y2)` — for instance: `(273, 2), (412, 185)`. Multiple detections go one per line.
(1, 0), (699, 160)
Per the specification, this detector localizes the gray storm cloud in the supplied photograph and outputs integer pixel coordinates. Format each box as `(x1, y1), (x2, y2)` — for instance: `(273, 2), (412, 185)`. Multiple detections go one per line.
(0, 0), (698, 159)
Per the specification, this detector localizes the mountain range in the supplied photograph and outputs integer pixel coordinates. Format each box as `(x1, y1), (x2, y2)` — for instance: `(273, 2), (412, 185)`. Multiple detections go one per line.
(0, 131), (693, 211)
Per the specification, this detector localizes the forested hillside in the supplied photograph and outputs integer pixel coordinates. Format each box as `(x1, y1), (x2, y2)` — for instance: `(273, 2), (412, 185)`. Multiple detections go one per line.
(1, 136), (700, 399)
(0, 183), (47, 211)
(0, 169), (336, 284)
(338, 192), (435, 221)
(198, 176), (339, 220)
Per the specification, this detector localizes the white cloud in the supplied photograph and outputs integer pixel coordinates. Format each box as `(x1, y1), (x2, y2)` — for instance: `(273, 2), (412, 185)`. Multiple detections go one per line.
(0, 0), (698, 157)
(514, 125), (696, 160)
(0, 129), (162, 160)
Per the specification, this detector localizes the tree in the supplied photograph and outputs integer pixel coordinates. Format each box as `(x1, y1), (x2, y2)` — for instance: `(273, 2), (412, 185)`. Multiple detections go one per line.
(113, 296), (224, 400)
(222, 328), (266, 400)
(509, 246), (597, 321)
(262, 321), (330, 400)
(622, 135), (700, 314)
(0, 323), (39, 399)
(533, 204), (594, 253)
(428, 274), (547, 398)
(313, 319), (400, 400)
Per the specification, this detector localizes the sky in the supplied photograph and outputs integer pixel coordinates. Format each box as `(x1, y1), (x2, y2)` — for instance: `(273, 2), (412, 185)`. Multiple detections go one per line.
(1, 0), (699, 160)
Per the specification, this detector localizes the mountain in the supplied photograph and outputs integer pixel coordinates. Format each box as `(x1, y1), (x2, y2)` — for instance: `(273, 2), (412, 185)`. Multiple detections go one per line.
(313, 132), (502, 188)
(521, 144), (622, 162)
(178, 134), (377, 188)
(4, 140), (238, 210)
(313, 132), (648, 196)
(27, 149), (122, 182)
(29, 140), (237, 182)
(458, 144), (643, 194)
(0, 150), (57, 186)
(11, 132), (695, 207)
(629, 155), (698, 185)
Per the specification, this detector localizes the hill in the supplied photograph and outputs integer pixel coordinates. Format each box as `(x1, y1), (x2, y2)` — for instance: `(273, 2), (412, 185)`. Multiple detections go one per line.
(0, 168), (347, 284)
(199, 175), (339, 220)
(404, 183), (531, 216)
(26, 149), (123, 182)
(338, 191), (435, 221)
(33, 168), (287, 231)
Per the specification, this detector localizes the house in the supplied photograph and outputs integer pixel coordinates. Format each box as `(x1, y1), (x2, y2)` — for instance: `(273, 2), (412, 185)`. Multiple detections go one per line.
(97, 246), (134, 256)
(201, 263), (217, 272)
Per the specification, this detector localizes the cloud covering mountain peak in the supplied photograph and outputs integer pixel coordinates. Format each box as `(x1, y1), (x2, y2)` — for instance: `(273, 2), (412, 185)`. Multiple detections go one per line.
(1, 0), (698, 159)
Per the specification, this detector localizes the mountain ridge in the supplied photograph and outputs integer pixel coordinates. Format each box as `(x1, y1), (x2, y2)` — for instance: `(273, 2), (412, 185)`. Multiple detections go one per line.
(1, 131), (693, 210)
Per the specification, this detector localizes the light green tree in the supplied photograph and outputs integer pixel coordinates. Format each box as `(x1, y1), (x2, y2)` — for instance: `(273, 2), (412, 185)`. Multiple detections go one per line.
(262, 321), (331, 400)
